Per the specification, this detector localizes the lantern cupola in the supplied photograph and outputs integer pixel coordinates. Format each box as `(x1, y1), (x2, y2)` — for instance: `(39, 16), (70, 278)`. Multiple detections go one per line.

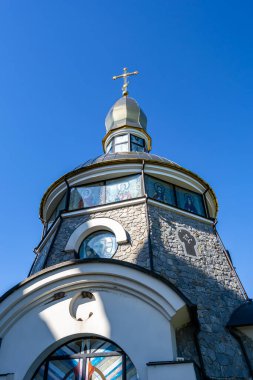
(103, 68), (152, 153)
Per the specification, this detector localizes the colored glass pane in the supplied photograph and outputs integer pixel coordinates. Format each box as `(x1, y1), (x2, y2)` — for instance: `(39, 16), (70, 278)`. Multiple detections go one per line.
(47, 359), (83, 380)
(130, 135), (144, 146)
(32, 338), (138, 380)
(131, 143), (145, 152)
(130, 135), (145, 152)
(79, 231), (117, 259)
(89, 339), (119, 354)
(145, 175), (175, 206)
(54, 340), (85, 357)
(106, 175), (142, 204)
(176, 187), (206, 217)
(86, 356), (122, 380)
(69, 184), (105, 210)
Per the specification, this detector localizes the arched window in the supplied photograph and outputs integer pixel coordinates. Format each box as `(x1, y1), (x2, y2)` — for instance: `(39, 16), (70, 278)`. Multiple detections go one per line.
(32, 337), (138, 379)
(65, 218), (127, 254)
(79, 231), (117, 259)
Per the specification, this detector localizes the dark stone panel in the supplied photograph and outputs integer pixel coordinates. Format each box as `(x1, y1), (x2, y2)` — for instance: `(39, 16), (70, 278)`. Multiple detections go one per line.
(147, 204), (249, 379)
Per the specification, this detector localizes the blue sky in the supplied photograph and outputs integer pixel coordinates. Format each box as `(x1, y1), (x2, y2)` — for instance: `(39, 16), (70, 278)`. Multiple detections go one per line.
(0, 1), (252, 296)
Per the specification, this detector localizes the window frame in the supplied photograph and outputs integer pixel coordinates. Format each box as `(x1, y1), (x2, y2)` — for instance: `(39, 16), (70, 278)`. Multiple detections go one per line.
(145, 174), (207, 218)
(46, 174), (210, 229)
(68, 173), (144, 212)
(106, 133), (146, 154)
(31, 336), (137, 380)
(145, 174), (176, 208)
(78, 230), (118, 260)
(130, 134), (145, 152)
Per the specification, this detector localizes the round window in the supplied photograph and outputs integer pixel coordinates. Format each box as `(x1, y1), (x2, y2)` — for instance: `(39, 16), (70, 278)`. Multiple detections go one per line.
(79, 231), (117, 259)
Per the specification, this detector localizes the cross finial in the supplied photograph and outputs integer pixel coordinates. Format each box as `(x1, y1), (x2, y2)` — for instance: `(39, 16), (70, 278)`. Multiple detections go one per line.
(112, 67), (139, 97)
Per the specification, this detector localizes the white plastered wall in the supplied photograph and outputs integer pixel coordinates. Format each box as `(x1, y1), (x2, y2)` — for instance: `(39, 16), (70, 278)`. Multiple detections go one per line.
(0, 262), (190, 380)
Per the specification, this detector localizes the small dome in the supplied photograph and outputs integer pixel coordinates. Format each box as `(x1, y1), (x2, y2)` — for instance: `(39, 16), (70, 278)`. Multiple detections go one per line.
(105, 96), (147, 132)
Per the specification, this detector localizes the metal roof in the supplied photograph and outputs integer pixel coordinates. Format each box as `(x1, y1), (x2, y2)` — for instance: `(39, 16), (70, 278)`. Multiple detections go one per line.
(105, 96), (147, 132)
(74, 152), (179, 170)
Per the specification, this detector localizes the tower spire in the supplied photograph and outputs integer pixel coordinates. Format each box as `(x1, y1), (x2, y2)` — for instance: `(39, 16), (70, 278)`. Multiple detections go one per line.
(112, 67), (139, 96)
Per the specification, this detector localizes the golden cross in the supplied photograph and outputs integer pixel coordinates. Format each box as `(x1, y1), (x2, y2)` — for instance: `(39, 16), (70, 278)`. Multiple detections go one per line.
(113, 67), (139, 96)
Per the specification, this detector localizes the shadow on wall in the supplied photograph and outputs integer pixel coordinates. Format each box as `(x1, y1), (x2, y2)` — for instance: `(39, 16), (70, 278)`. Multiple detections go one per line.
(23, 203), (252, 379)
(146, 204), (250, 380)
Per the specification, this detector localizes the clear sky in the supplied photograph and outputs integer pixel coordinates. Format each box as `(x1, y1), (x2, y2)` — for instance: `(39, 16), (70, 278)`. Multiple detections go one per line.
(0, 1), (252, 297)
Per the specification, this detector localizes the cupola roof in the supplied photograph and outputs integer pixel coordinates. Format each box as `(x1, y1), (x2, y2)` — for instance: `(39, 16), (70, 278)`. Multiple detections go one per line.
(105, 96), (147, 132)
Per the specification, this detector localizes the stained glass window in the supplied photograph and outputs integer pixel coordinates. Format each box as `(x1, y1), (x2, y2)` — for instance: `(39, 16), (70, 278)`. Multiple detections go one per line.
(106, 175), (142, 204)
(32, 337), (138, 380)
(69, 183), (105, 210)
(46, 175), (207, 220)
(145, 175), (176, 206)
(79, 231), (117, 259)
(130, 135), (145, 152)
(176, 187), (206, 217)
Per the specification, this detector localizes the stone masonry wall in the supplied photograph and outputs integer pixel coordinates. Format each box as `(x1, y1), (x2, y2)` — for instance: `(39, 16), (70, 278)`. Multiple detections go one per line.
(36, 199), (251, 379)
(45, 203), (150, 269)
(176, 324), (200, 365)
(148, 204), (249, 379)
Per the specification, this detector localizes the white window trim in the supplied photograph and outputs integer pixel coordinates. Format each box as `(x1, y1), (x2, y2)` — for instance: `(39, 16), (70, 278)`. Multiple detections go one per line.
(65, 217), (128, 253)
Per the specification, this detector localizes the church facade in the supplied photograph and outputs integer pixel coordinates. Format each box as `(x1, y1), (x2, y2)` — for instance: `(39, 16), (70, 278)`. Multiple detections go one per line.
(0, 70), (253, 379)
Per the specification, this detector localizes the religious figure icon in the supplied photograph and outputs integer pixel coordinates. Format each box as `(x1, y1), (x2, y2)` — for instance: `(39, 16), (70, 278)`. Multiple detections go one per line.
(153, 182), (165, 202)
(184, 193), (197, 214)
(177, 228), (197, 256)
(82, 232), (116, 259)
(78, 188), (94, 208)
(115, 182), (132, 201)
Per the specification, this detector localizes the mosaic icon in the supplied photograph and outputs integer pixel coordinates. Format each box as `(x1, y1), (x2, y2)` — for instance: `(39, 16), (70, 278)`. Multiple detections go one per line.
(177, 228), (197, 256)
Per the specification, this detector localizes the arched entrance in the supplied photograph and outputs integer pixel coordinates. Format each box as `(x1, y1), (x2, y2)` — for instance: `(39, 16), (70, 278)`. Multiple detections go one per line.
(32, 336), (138, 379)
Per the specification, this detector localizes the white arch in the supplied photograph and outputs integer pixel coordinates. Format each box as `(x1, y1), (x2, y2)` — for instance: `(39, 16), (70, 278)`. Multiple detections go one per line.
(65, 217), (128, 253)
(0, 262), (190, 380)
